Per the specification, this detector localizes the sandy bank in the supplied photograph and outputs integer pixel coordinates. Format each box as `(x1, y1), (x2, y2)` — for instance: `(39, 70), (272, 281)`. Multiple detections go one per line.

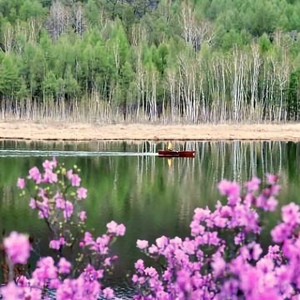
(1, 121), (300, 142)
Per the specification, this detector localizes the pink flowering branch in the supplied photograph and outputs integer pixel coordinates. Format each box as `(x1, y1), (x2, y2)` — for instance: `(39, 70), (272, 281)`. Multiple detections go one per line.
(131, 174), (291, 300)
(0, 158), (126, 300)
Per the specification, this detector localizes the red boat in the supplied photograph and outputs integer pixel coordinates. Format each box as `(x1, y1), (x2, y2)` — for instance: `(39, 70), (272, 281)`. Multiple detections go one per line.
(158, 150), (196, 158)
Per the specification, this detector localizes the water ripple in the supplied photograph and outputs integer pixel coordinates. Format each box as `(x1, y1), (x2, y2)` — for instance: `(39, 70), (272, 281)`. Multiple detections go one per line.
(0, 150), (158, 158)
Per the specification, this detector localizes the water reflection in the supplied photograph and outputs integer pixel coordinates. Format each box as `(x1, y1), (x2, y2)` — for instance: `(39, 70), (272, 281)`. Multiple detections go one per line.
(0, 140), (299, 295)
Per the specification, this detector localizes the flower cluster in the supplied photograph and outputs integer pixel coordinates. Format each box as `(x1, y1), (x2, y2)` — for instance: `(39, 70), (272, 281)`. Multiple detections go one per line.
(132, 174), (300, 299)
(1, 158), (126, 300)
(4, 158), (300, 300)
(4, 232), (31, 265)
(23, 158), (87, 223)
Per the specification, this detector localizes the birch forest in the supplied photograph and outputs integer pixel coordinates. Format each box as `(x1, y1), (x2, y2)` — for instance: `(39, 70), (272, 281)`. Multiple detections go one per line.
(1, 0), (300, 123)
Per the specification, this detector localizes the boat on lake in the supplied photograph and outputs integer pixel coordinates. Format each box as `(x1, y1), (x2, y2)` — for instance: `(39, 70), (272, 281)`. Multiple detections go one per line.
(158, 150), (196, 158)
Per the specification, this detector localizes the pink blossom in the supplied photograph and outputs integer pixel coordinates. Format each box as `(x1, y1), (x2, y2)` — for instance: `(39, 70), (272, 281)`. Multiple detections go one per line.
(193, 207), (211, 221)
(77, 187), (87, 199)
(49, 240), (60, 250)
(107, 221), (118, 234)
(252, 288), (281, 300)
(240, 268), (260, 293)
(245, 177), (261, 192)
(149, 244), (158, 254)
(95, 235), (110, 254)
(83, 232), (94, 245)
(43, 158), (57, 170)
(257, 258), (274, 274)
(81, 264), (103, 281)
(97, 269), (104, 279)
(156, 236), (169, 249)
(266, 196), (278, 211)
(103, 287), (114, 299)
(42, 168), (58, 183)
(176, 269), (192, 293)
(251, 242), (263, 260)
(163, 269), (172, 281)
(24, 287), (42, 300)
(59, 237), (66, 245)
(145, 267), (158, 277)
(266, 174), (279, 185)
(63, 201), (74, 219)
(50, 238), (65, 250)
(29, 198), (37, 209)
(266, 245), (281, 260)
(37, 199), (50, 219)
(4, 232), (31, 264)
(52, 156), (57, 167)
(190, 220), (205, 236)
(275, 265), (293, 284)
(71, 174), (81, 186)
(206, 231), (220, 246)
(1, 282), (23, 300)
(55, 197), (66, 209)
(106, 221), (126, 236)
(135, 259), (145, 271)
(116, 224), (126, 236)
(282, 239), (300, 260)
(234, 232), (245, 245)
(271, 184), (281, 195)
(28, 166), (41, 183)
(37, 188), (47, 198)
(212, 253), (226, 277)
(79, 211), (87, 222)
(16, 275), (28, 287)
(182, 240), (195, 255)
(58, 257), (71, 274)
(17, 178), (25, 189)
(104, 257), (111, 267)
(50, 279), (61, 289)
(271, 223), (292, 243)
(217, 179), (240, 198)
(56, 277), (100, 300)
(137, 239), (149, 249)
(32, 257), (58, 284)
(282, 203), (300, 226)
(138, 276), (146, 284)
(66, 169), (73, 179)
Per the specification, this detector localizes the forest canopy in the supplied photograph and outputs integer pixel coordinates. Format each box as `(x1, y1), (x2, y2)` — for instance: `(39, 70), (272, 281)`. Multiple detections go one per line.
(1, 0), (300, 123)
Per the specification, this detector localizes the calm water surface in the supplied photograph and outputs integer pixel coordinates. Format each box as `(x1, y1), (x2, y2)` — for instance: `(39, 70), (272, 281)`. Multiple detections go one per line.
(1, 140), (300, 297)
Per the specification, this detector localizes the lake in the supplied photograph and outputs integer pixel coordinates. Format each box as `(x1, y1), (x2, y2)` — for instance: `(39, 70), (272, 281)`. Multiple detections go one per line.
(0, 140), (300, 297)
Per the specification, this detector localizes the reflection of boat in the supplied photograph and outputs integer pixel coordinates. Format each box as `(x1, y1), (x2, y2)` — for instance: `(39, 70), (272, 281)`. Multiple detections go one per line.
(158, 150), (196, 158)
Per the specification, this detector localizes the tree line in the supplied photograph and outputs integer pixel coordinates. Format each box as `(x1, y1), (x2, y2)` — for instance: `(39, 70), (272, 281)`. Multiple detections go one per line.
(1, 0), (300, 123)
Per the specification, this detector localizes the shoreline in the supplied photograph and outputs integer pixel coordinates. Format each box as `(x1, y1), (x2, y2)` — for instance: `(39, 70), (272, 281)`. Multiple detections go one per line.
(1, 121), (300, 142)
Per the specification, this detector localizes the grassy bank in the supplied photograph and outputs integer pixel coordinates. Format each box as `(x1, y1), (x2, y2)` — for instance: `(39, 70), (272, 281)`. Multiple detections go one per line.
(1, 121), (300, 142)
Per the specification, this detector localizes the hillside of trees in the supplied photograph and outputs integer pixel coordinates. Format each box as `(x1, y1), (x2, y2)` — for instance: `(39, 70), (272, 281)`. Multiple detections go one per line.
(1, 0), (300, 123)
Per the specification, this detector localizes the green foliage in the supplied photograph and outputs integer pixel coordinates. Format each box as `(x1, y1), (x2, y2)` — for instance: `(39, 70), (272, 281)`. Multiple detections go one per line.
(0, 0), (22, 23)
(0, 0), (300, 120)
(287, 69), (300, 120)
(0, 54), (21, 97)
(219, 29), (251, 51)
(43, 70), (57, 96)
(258, 33), (273, 53)
(19, 0), (46, 21)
